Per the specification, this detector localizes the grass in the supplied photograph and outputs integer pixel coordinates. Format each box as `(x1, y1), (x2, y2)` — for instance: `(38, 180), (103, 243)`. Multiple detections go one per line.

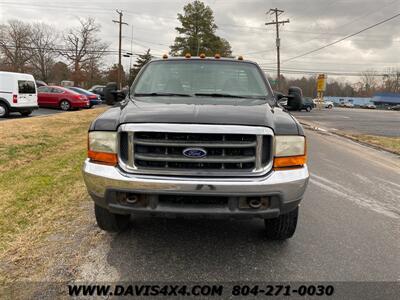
(344, 134), (400, 155)
(0, 108), (107, 259)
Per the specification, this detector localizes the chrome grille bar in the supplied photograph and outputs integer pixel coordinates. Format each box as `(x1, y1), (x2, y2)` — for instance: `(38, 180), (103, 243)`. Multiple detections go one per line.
(134, 139), (257, 148)
(135, 153), (256, 163)
(118, 124), (274, 177)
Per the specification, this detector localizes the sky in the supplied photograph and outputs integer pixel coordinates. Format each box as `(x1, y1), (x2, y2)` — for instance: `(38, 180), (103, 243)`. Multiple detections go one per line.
(1, 0), (399, 83)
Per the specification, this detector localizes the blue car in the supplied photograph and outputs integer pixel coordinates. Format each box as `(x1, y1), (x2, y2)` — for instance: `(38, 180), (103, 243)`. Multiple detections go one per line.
(67, 87), (102, 108)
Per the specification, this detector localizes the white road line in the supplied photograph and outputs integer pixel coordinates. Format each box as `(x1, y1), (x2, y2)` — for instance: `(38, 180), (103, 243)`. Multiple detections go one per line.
(309, 174), (399, 219)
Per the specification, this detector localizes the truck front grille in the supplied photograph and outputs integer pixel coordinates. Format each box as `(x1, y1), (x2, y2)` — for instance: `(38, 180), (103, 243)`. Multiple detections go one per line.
(134, 132), (257, 170)
(118, 124), (273, 177)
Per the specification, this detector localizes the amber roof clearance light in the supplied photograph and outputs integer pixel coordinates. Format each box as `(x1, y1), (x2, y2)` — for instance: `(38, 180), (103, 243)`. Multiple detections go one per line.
(199, 53), (206, 59)
(185, 53), (191, 58)
(238, 56), (244, 60)
(214, 53), (221, 59)
(162, 54), (168, 59)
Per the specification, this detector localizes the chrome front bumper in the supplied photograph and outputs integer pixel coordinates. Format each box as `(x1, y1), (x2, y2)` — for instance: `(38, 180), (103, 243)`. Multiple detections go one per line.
(82, 159), (309, 218)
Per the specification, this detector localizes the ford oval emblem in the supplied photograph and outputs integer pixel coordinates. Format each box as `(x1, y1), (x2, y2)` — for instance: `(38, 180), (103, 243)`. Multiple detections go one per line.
(182, 148), (207, 158)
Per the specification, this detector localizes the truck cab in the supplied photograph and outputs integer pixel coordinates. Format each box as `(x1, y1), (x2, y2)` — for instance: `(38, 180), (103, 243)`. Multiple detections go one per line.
(83, 56), (309, 240)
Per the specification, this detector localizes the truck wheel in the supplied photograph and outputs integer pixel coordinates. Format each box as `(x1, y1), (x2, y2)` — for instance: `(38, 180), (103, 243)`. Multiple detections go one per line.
(264, 206), (298, 240)
(0, 102), (9, 118)
(59, 100), (71, 111)
(94, 204), (130, 232)
(328, 104), (333, 109)
(20, 110), (32, 117)
(306, 106), (312, 112)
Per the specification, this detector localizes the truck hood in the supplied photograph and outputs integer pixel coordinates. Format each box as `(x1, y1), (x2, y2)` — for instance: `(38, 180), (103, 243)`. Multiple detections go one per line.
(90, 96), (301, 135)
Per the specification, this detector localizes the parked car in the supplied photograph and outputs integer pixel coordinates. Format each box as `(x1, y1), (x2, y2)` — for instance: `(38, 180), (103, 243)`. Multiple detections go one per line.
(83, 56), (308, 240)
(37, 86), (89, 111)
(363, 103), (376, 109)
(388, 104), (400, 111)
(299, 97), (315, 112)
(324, 101), (334, 109)
(339, 102), (354, 108)
(0, 71), (38, 117)
(88, 85), (106, 100)
(103, 82), (119, 105)
(67, 87), (102, 108)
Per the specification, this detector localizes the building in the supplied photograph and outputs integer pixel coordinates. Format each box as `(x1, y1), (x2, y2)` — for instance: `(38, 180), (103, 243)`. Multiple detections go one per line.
(372, 93), (400, 108)
(323, 96), (372, 107)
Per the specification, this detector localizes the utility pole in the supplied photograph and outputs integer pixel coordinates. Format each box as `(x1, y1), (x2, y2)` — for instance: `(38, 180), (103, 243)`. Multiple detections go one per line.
(113, 9), (128, 89)
(265, 8), (289, 91)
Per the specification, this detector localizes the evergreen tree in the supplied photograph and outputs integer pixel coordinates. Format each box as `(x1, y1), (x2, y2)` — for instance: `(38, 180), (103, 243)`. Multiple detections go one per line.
(170, 0), (232, 57)
(129, 48), (152, 83)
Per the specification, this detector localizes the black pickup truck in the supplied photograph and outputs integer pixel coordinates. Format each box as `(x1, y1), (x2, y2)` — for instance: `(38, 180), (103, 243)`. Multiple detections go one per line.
(83, 56), (309, 240)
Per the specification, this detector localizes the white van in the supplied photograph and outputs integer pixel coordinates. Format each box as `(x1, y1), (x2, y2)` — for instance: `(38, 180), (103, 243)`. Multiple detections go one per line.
(0, 71), (38, 117)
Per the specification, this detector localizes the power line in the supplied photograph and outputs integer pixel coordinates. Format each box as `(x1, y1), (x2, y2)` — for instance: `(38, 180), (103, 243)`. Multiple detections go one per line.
(1, 0), (398, 37)
(283, 12), (400, 63)
(241, 1), (399, 58)
(261, 67), (391, 77)
(1, 44), (147, 57)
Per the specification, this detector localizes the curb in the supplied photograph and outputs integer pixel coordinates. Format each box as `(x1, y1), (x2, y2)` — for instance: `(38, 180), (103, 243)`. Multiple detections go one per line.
(297, 118), (400, 157)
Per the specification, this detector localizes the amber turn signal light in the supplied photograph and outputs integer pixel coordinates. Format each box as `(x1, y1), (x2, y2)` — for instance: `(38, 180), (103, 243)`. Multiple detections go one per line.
(273, 155), (307, 169)
(88, 150), (118, 166)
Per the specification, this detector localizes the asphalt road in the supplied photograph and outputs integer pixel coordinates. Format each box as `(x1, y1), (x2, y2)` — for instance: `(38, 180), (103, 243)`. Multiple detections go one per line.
(292, 108), (400, 137)
(0, 107), (66, 121)
(73, 129), (400, 282)
(0, 105), (106, 121)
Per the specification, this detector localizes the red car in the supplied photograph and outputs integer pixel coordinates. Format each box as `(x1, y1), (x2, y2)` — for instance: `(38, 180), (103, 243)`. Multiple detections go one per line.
(37, 86), (89, 111)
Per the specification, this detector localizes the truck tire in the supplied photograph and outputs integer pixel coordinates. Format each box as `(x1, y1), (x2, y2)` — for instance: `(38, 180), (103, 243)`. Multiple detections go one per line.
(0, 102), (9, 118)
(264, 206), (298, 240)
(306, 106), (312, 112)
(94, 204), (130, 232)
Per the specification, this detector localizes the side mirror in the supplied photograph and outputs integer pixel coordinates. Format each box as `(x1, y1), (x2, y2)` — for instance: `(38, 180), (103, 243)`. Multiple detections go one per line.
(117, 91), (126, 101)
(274, 91), (285, 102)
(273, 91), (287, 106)
(111, 90), (126, 102)
(286, 86), (303, 111)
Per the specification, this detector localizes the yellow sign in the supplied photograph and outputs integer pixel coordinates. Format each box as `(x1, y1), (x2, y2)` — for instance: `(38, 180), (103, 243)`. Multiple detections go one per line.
(317, 74), (327, 92)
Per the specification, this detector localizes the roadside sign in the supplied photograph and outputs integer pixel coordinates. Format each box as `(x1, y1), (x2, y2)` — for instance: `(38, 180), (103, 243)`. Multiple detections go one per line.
(317, 74), (327, 92)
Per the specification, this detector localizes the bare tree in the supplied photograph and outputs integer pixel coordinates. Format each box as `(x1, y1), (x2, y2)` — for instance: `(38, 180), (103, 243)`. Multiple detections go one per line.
(29, 23), (59, 82)
(0, 20), (32, 72)
(59, 18), (108, 84)
(360, 69), (378, 96)
(383, 68), (400, 93)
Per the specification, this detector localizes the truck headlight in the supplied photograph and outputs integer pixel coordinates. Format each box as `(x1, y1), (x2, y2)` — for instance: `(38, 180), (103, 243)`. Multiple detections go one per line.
(88, 131), (118, 165)
(274, 136), (306, 169)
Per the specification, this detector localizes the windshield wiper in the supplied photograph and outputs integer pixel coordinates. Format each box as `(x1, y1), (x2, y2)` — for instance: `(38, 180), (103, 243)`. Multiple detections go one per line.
(194, 93), (246, 98)
(134, 92), (192, 97)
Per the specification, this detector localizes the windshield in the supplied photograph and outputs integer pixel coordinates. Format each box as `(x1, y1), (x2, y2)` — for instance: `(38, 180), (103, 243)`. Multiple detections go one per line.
(132, 60), (270, 99)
